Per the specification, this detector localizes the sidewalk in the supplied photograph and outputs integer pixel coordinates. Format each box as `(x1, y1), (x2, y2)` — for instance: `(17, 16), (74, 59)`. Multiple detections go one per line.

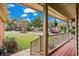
(11, 49), (30, 56)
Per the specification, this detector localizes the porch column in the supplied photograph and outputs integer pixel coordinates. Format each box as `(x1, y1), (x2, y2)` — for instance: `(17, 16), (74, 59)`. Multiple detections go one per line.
(66, 20), (69, 40)
(75, 3), (78, 56)
(42, 4), (48, 56)
(70, 21), (72, 30)
(65, 20), (68, 33)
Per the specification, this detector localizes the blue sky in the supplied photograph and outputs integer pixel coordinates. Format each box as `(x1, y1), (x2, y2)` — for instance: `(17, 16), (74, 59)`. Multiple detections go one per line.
(7, 3), (64, 23)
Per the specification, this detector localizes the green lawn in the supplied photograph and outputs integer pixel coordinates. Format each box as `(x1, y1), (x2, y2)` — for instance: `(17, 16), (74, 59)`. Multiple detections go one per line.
(4, 31), (39, 50)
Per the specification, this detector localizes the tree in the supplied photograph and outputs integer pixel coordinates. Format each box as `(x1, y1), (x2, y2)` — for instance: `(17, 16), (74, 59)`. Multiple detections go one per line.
(48, 21), (53, 28)
(5, 20), (16, 30)
(53, 19), (58, 27)
(6, 21), (14, 26)
(16, 19), (28, 33)
(31, 16), (43, 28)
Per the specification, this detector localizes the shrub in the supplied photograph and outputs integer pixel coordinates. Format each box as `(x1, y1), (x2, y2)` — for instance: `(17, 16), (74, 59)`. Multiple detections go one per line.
(0, 47), (5, 55)
(3, 37), (18, 53)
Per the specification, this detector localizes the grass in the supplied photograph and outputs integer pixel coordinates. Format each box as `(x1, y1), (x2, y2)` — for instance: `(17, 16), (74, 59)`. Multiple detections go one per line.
(4, 31), (39, 50)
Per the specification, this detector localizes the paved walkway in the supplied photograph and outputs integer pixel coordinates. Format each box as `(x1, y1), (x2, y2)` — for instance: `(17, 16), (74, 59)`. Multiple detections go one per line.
(11, 49), (30, 56)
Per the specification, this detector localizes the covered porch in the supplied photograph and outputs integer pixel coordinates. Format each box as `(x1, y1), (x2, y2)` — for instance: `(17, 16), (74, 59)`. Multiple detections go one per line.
(27, 3), (77, 56)
(0, 3), (78, 56)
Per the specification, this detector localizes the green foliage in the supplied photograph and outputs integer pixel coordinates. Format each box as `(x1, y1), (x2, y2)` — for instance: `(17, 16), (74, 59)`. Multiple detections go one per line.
(6, 21), (14, 26)
(5, 31), (39, 50)
(53, 20), (58, 27)
(48, 21), (53, 28)
(3, 37), (18, 53)
(57, 25), (66, 33)
(5, 19), (30, 32)
(5, 16), (43, 31)
(70, 26), (75, 34)
(31, 16), (43, 28)
(48, 19), (58, 28)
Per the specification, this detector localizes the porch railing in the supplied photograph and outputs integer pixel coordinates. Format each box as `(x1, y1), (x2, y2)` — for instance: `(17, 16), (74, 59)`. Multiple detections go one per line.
(30, 38), (41, 55)
(48, 33), (72, 52)
(30, 33), (72, 55)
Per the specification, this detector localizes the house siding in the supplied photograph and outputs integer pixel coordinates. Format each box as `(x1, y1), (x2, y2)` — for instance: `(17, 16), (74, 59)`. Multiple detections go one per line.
(0, 18), (4, 47)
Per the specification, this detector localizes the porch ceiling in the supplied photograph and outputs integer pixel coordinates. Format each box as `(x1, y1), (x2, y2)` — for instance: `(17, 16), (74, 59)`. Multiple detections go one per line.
(78, 4), (79, 17)
(0, 3), (8, 22)
(48, 3), (76, 21)
(20, 3), (76, 21)
(20, 3), (68, 21)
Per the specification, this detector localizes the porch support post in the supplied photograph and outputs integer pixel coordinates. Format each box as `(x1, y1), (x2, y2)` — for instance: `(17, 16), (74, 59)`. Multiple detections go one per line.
(75, 3), (78, 56)
(65, 20), (68, 33)
(70, 21), (72, 30)
(66, 20), (69, 40)
(42, 4), (48, 56)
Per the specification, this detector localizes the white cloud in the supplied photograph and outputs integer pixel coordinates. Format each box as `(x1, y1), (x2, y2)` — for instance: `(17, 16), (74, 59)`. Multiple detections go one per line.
(21, 14), (28, 17)
(33, 13), (38, 16)
(26, 18), (31, 22)
(56, 19), (64, 23)
(24, 8), (36, 13)
(8, 11), (10, 14)
(8, 4), (15, 7)
(56, 19), (60, 22)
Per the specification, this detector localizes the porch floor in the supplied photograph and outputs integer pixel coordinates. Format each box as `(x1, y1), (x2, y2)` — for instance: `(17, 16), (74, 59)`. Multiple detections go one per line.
(50, 38), (75, 56)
